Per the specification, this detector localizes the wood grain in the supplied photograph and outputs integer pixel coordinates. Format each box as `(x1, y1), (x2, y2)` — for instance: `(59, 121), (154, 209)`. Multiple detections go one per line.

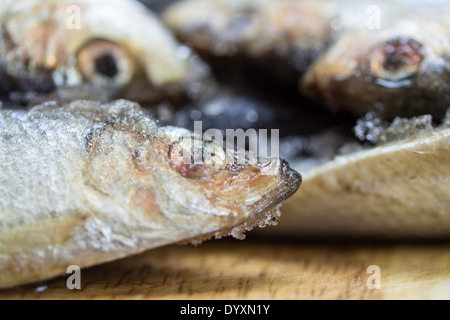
(1, 239), (449, 300)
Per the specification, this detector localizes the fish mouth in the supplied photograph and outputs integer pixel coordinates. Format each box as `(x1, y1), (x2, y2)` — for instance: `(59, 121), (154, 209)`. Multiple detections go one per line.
(226, 159), (302, 237)
(278, 159), (302, 202)
(255, 159), (302, 214)
(182, 159), (302, 243)
(241, 159), (302, 224)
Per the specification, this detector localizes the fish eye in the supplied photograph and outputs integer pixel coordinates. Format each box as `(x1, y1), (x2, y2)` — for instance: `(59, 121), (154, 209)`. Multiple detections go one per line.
(167, 137), (227, 179)
(77, 39), (134, 87)
(168, 142), (210, 179)
(370, 38), (425, 82)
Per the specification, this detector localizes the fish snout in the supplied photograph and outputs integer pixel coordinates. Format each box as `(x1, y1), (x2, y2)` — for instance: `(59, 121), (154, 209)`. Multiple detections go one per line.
(279, 159), (302, 200)
(255, 158), (302, 202)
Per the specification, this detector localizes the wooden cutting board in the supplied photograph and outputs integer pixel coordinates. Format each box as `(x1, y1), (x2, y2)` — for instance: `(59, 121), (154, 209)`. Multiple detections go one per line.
(1, 238), (449, 299)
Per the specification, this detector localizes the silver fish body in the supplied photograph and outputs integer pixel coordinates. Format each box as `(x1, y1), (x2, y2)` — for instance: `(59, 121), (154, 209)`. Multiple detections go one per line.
(0, 100), (301, 289)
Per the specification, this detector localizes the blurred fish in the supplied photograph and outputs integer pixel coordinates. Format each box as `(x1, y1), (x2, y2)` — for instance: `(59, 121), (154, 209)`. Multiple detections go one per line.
(0, 100), (301, 289)
(0, 0), (209, 106)
(164, 0), (336, 84)
(164, 0), (450, 118)
(303, 11), (450, 119)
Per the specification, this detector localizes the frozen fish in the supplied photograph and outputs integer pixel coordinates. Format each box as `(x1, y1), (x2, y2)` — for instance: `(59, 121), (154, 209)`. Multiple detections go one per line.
(0, 100), (301, 288)
(0, 0), (208, 105)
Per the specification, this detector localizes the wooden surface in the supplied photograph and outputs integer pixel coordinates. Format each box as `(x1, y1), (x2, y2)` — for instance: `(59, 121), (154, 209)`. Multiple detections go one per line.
(1, 238), (449, 300)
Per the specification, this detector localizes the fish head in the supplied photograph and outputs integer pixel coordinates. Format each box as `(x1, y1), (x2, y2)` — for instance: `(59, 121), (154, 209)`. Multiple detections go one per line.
(0, 0), (207, 104)
(74, 101), (301, 243)
(153, 126), (302, 240)
(302, 18), (450, 119)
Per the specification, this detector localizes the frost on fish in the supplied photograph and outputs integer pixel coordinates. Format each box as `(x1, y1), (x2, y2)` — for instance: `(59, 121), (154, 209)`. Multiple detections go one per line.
(0, 0), (211, 106)
(354, 108), (450, 145)
(0, 100), (301, 289)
